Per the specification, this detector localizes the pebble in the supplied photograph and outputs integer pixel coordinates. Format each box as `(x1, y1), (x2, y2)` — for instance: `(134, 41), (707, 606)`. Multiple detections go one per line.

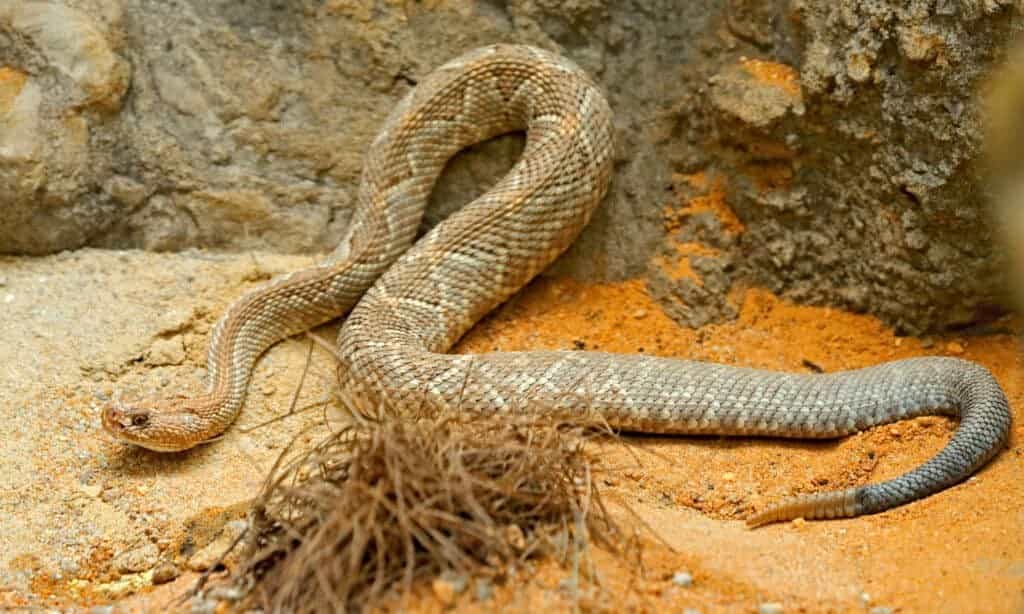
(722, 472), (736, 482)
(672, 571), (693, 587)
(558, 577), (578, 593)
(430, 568), (466, 605)
(146, 336), (186, 366)
(59, 557), (80, 575)
(504, 524), (527, 552)
(431, 575), (462, 606)
(683, 609), (702, 614)
(869, 608), (894, 614)
(206, 585), (244, 601)
(89, 607), (115, 614)
(945, 341), (965, 354)
(759, 603), (784, 614)
(113, 542), (160, 573)
(474, 578), (494, 601)
(188, 519), (248, 571)
(152, 562), (180, 584)
(633, 309), (648, 319)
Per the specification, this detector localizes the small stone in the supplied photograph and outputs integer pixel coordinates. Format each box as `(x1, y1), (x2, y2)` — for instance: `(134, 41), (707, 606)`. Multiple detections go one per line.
(113, 542), (159, 574)
(105, 175), (147, 207)
(633, 309), (648, 319)
(262, 384), (276, 395)
(503, 524), (526, 552)
(152, 562), (180, 585)
(759, 603), (784, 614)
(80, 482), (102, 498)
(889, 426), (902, 438)
(439, 570), (467, 594)
(945, 341), (965, 354)
(683, 609), (702, 614)
(89, 607), (115, 614)
(791, 517), (806, 528)
(722, 472), (736, 482)
(431, 577), (457, 606)
(672, 571), (693, 587)
(188, 520), (248, 571)
(206, 585), (244, 601)
(146, 336), (186, 366)
(869, 608), (894, 614)
(60, 558), (80, 575)
(3, 294), (14, 303)
(474, 578), (494, 601)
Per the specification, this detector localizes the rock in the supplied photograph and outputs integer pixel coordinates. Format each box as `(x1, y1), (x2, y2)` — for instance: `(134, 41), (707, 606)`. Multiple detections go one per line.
(0, 0), (1014, 333)
(79, 482), (102, 498)
(869, 607), (894, 614)
(672, 571), (693, 587)
(431, 573), (466, 606)
(710, 60), (804, 128)
(474, 578), (494, 602)
(112, 542), (159, 574)
(187, 520), (248, 572)
(146, 336), (186, 366)
(758, 603), (784, 614)
(2, 3), (130, 109)
(151, 562), (180, 585)
(105, 175), (148, 208)
(503, 524), (527, 552)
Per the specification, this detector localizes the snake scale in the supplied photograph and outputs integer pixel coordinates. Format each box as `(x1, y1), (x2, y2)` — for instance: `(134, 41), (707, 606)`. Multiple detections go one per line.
(103, 44), (1011, 527)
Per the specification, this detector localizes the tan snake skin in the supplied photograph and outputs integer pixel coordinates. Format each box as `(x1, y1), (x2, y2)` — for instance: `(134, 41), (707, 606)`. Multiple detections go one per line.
(103, 44), (1011, 526)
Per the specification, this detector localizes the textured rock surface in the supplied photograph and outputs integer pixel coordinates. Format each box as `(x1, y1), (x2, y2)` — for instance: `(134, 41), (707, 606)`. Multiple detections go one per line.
(1, 1), (1019, 330)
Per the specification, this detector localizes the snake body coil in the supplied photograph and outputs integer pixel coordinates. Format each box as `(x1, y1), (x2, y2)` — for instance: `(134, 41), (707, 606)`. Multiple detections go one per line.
(102, 45), (1011, 526)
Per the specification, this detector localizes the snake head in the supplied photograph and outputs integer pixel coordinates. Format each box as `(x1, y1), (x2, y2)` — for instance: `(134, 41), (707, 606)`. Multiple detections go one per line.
(101, 397), (214, 452)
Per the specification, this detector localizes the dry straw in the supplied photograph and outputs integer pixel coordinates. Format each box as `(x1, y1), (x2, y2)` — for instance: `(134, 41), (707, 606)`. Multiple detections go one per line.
(223, 408), (629, 613)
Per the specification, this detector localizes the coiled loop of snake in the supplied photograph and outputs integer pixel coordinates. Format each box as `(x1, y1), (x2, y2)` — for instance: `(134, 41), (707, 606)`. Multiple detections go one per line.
(102, 45), (1011, 527)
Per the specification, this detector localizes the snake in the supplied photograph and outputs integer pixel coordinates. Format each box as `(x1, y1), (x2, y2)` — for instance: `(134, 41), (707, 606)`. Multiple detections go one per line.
(102, 44), (1011, 527)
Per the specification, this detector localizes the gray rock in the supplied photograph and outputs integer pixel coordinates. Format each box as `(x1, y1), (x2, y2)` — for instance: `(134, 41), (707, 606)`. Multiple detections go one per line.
(187, 519), (248, 571)
(474, 578), (494, 601)
(1, 0), (1016, 331)
(112, 542), (159, 574)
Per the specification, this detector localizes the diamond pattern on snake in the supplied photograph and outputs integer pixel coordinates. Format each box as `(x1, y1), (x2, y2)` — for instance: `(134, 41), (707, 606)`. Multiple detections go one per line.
(101, 44), (1011, 527)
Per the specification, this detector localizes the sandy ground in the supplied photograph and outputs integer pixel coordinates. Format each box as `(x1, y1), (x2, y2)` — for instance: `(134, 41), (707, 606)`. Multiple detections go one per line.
(0, 246), (1020, 613)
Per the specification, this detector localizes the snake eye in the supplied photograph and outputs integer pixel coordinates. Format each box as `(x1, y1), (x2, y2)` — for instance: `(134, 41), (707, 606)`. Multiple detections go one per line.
(131, 414), (150, 427)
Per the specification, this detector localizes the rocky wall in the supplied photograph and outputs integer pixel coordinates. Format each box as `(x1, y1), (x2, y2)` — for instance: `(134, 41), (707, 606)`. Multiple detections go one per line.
(1, 0), (1021, 333)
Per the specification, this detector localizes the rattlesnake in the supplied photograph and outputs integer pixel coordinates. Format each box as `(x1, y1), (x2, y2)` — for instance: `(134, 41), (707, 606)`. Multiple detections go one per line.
(102, 44), (1011, 527)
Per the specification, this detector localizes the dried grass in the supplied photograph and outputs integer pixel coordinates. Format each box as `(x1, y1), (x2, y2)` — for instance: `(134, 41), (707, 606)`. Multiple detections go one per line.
(225, 409), (628, 613)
